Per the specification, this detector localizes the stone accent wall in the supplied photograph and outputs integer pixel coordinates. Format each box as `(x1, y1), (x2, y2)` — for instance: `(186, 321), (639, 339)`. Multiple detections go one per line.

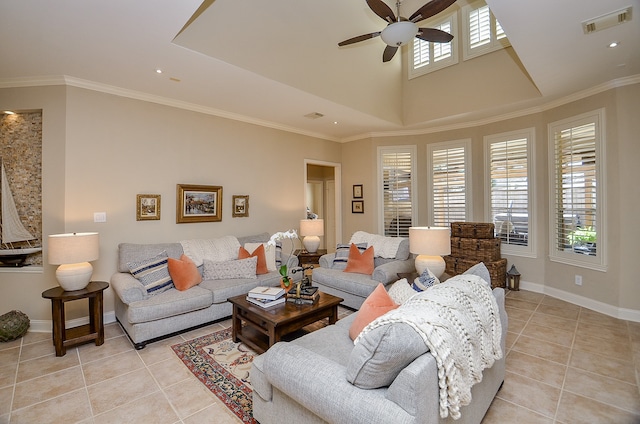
(0, 111), (43, 266)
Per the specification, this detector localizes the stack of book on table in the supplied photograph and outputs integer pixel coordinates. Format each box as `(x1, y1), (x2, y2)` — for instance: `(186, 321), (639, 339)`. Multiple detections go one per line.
(286, 286), (319, 304)
(246, 286), (286, 308)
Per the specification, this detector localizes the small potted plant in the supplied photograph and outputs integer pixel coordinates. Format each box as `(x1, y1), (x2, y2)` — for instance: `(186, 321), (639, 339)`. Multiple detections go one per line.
(267, 229), (298, 292)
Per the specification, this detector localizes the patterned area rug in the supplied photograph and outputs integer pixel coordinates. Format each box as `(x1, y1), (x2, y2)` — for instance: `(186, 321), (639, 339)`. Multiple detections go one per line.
(172, 327), (257, 424)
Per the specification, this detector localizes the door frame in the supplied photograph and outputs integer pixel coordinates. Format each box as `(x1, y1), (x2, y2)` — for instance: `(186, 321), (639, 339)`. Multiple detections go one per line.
(304, 159), (342, 249)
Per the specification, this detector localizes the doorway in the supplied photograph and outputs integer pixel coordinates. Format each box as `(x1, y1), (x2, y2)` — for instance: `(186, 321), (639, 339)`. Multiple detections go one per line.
(304, 160), (341, 253)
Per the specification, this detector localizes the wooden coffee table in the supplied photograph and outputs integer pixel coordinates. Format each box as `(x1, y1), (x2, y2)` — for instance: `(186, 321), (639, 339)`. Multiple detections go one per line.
(228, 291), (343, 353)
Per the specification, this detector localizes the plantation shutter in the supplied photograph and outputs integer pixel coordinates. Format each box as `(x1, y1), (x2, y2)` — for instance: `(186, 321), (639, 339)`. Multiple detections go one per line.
(553, 122), (597, 255)
(431, 146), (467, 227)
(489, 138), (529, 245)
(469, 5), (491, 49)
(382, 150), (413, 237)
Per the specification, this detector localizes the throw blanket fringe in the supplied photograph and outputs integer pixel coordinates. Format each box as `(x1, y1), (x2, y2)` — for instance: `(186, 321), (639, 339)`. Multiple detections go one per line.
(180, 236), (241, 267)
(350, 231), (403, 259)
(355, 275), (502, 420)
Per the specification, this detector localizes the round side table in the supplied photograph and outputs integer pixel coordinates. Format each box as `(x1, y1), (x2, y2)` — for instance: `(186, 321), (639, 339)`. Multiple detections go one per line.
(41, 281), (109, 357)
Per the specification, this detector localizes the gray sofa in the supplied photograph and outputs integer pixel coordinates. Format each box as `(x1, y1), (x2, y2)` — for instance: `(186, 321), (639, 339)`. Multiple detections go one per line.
(111, 233), (299, 349)
(251, 286), (507, 424)
(312, 236), (416, 309)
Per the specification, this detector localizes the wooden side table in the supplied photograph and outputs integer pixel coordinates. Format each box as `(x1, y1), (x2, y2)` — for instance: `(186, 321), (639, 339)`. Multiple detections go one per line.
(42, 281), (109, 356)
(294, 249), (327, 266)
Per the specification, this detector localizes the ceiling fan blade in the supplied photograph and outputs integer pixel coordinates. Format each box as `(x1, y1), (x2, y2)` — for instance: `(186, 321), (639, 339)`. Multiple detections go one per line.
(366, 0), (396, 23)
(416, 28), (454, 43)
(410, 0), (457, 23)
(338, 32), (381, 46)
(382, 45), (398, 62)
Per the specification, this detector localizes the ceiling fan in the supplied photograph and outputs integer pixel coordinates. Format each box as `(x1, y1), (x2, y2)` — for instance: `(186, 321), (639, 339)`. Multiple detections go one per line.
(338, 0), (456, 62)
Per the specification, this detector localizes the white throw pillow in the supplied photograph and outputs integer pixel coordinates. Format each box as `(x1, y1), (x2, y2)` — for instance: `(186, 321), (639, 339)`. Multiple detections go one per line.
(388, 279), (419, 304)
(203, 257), (258, 280)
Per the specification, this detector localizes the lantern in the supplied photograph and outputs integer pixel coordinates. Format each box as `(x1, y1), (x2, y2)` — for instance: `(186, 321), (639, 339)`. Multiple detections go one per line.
(507, 265), (521, 291)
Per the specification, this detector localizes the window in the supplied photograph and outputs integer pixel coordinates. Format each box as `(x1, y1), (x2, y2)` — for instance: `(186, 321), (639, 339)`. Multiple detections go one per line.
(485, 129), (535, 256)
(462, 1), (510, 61)
(548, 110), (606, 270)
(409, 11), (458, 79)
(428, 140), (471, 227)
(378, 147), (417, 237)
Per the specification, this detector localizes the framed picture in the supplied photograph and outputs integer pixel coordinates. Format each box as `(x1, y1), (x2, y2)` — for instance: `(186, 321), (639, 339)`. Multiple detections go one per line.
(136, 194), (161, 221)
(232, 195), (249, 217)
(352, 200), (364, 214)
(176, 184), (223, 223)
(353, 184), (363, 199)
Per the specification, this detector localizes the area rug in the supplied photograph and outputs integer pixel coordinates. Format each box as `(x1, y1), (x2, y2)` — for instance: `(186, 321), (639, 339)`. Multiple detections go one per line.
(171, 327), (257, 424)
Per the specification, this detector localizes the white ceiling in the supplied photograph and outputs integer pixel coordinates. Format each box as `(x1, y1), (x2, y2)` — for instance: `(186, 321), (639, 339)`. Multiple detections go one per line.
(0, 0), (638, 141)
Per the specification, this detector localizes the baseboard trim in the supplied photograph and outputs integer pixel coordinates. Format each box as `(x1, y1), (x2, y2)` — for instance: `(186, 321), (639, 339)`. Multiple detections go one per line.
(28, 311), (117, 333)
(519, 280), (640, 322)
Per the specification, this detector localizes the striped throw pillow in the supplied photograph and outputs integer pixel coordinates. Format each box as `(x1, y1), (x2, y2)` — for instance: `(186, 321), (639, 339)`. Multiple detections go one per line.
(127, 251), (174, 296)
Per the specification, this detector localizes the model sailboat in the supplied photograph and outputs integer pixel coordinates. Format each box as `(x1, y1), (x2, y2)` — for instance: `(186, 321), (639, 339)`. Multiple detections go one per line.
(0, 161), (41, 266)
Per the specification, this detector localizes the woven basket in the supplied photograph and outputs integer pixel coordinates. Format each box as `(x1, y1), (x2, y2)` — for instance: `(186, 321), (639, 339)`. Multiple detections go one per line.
(444, 256), (507, 288)
(450, 237), (501, 262)
(450, 222), (495, 239)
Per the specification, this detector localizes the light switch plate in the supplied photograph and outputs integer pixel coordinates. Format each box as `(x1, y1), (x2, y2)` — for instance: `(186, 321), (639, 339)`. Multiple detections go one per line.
(94, 212), (107, 223)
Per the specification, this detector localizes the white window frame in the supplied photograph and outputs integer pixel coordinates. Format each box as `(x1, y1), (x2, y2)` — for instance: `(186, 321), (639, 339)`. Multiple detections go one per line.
(427, 139), (472, 227)
(377, 146), (418, 237)
(548, 109), (606, 271)
(484, 128), (536, 258)
(409, 10), (458, 79)
(462, 0), (510, 61)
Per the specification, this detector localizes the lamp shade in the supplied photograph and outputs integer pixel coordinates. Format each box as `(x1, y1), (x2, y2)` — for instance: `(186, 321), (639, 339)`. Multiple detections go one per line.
(48, 232), (99, 291)
(380, 21), (419, 46)
(300, 219), (324, 253)
(409, 227), (451, 278)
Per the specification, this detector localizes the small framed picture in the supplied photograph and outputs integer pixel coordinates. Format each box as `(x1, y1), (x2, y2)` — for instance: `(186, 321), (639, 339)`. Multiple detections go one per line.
(353, 184), (363, 199)
(136, 194), (161, 221)
(176, 184), (223, 223)
(352, 200), (364, 214)
(232, 195), (249, 217)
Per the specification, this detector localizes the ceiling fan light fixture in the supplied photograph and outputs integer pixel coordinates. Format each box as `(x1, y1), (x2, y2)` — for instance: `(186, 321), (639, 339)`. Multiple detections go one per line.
(380, 21), (418, 46)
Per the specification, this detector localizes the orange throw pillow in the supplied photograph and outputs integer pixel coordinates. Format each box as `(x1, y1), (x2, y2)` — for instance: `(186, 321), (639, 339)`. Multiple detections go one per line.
(238, 244), (268, 275)
(344, 243), (375, 275)
(349, 283), (398, 340)
(167, 254), (202, 291)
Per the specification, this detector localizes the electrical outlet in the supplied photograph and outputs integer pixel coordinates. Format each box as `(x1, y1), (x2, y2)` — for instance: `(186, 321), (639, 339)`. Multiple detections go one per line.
(575, 275), (583, 286)
(94, 212), (107, 223)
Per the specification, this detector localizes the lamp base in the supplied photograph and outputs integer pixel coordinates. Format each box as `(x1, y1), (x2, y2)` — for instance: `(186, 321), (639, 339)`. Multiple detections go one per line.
(415, 255), (445, 279)
(302, 236), (320, 253)
(56, 262), (93, 291)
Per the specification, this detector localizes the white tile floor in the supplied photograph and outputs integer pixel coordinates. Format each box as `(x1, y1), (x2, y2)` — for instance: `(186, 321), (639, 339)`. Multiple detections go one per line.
(1, 290), (639, 423)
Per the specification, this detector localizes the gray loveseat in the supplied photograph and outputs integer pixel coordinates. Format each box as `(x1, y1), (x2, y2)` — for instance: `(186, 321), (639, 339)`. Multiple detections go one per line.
(251, 285), (507, 424)
(111, 233), (299, 349)
(312, 233), (416, 309)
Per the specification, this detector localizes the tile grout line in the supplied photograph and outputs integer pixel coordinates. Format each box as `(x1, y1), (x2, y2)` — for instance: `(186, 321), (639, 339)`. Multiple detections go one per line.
(76, 345), (97, 420)
(552, 303), (581, 423)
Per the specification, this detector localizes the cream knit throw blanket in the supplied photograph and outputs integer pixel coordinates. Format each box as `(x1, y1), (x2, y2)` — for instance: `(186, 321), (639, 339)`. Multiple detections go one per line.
(355, 275), (502, 420)
(350, 231), (403, 259)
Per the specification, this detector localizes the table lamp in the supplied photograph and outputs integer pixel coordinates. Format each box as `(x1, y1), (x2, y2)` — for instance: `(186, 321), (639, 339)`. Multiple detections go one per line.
(409, 227), (451, 278)
(299, 219), (324, 253)
(48, 232), (99, 291)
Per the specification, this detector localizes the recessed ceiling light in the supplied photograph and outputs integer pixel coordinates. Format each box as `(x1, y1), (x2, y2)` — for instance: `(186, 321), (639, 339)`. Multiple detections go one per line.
(334, 121), (338, 125)
(155, 69), (163, 74)
(608, 41), (619, 48)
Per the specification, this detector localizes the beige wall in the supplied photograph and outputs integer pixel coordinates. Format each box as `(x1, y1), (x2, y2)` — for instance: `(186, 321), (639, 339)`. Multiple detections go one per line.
(341, 83), (639, 315)
(0, 85), (341, 322)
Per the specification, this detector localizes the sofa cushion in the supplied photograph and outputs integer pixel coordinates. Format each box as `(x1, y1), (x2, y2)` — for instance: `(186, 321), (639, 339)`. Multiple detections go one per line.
(344, 244), (375, 275)
(239, 244), (269, 274)
(180, 236), (241, 267)
(203, 257), (257, 280)
(349, 284), (398, 340)
(168, 254), (202, 291)
(127, 251), (174, 296)
(387, 278), (418, 304)
(332, 243), (367, 270)
(462, 262), (491, 287)
(346, 322), (427, 389)
(118, 243), (183, 273)
(127, 285), (213, 324)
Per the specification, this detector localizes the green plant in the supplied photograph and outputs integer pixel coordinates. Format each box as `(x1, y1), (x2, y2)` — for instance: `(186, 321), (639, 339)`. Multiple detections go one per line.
(568, 227), (597, 245)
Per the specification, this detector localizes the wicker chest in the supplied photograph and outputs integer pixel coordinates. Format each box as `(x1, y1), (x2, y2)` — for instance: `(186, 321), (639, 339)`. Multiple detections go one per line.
(445, 222), (506, 288)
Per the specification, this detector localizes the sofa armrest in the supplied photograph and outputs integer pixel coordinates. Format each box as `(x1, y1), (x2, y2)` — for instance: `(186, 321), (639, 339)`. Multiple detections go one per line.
(262, 342), (414, 424)
(110, 272), (147, 304)
(372, 258), (416, 284)
(319, 253), (335, 268)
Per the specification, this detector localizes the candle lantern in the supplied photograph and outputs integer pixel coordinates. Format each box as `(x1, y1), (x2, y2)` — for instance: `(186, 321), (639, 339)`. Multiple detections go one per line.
(506, 265), (521, 291)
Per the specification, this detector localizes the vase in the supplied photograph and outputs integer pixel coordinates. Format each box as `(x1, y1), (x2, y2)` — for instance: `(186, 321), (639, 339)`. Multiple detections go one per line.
(280, 277), (293, 292)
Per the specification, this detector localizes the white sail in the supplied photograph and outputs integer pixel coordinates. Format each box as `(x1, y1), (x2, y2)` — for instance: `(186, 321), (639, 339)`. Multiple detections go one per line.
(1, 163), (36, 244)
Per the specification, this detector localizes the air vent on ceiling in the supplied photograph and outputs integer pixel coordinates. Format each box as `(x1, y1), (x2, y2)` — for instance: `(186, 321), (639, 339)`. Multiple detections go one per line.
(582, 6), (632, 34)
(304, 112), (325, 119)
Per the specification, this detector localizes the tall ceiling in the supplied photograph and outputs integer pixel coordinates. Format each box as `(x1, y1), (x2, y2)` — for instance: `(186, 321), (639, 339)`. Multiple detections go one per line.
(0, 0), (638, 141)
